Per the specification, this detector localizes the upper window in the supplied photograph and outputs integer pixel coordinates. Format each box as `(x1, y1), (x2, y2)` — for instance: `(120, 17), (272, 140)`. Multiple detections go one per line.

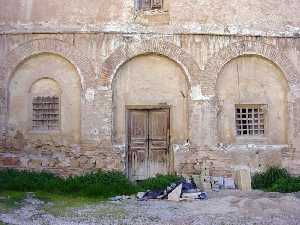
(235, 104), (266, 136)
(138, 0), (163, 10)
(32, 96), (60, 131)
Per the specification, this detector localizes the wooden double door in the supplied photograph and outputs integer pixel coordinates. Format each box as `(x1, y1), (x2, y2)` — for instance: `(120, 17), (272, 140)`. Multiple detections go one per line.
(127, 108), (170, 181)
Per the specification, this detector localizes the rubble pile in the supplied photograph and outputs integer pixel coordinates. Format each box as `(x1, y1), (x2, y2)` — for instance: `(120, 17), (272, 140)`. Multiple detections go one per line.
(111, 173), (241, 202)
(135, 178), (208, 202)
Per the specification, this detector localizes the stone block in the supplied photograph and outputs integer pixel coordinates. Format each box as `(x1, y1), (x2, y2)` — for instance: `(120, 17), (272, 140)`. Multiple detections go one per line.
(211, 176), (224, 188)
(235, 169), (252, 191)
(1, 157), (20, 166)
(191, 175), (202, 188)
(224, 177), (235, 189)
(192, 175), (211, 191)
(201, 182), (212, 192)
(28, 159), (42, 169)
(71, 158), (80, 168)
(48, 159), (59, 168)
(79, 156), (89, 166)
(201, 167), (210, 177)
(95, 158), (105, 169)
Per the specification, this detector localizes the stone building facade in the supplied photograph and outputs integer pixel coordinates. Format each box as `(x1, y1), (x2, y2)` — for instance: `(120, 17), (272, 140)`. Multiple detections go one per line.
(0, 0), (299, 178)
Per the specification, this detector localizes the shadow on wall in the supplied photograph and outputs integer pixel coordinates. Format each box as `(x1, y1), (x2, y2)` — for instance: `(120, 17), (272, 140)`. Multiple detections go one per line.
(216, 55), (288, 145)
(8, 53), (81, 148)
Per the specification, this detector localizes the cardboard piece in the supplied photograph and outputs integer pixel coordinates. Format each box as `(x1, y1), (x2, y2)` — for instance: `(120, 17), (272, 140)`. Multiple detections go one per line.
(167, 183), (182, 201)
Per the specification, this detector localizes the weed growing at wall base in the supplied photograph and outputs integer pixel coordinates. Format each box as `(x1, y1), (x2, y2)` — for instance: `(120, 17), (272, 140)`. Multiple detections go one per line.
(0, 169), (184, 198)
(252, 166), (300, 193)
(0, 169), (140, 198)
(269, 177), (300, 193)
(138, 174), (183, 191)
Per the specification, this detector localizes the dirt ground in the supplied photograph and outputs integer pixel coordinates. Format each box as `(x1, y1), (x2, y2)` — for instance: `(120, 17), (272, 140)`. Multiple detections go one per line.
(0, 190), (300, 225)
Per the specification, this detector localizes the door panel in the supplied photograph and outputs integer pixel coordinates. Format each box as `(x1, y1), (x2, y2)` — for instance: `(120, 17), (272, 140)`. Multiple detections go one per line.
(128, 108), (170, 180)
(128, 110), (148, 180)
(148, 109), (170, 177)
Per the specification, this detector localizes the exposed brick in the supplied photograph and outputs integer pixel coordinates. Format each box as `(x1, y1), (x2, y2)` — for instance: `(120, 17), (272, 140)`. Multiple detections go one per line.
(0, 156), (20, 166)
(99, 39), (201, 90)
(0, 33), (299, 178)
(203, 40), (299, 96)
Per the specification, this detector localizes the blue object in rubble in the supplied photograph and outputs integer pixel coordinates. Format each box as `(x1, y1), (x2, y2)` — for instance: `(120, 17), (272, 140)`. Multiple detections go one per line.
(198, 192), (208, 200)
(181, 180), (197, 193)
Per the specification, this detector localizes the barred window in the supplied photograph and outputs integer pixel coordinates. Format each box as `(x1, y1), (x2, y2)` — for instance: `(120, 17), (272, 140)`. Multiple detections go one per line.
(32, 96), (60, 131)
(235, 104), (266, 136)
(138, 0), (163, 10)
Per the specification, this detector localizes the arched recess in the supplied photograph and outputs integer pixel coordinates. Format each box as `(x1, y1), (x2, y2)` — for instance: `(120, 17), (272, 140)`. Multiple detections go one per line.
(8, 53), (81, 145)
(113, 54), (190, 179)
(99, 39), (201, 92)
(113, 54), (189, 145)
(216, 55), (289, 145)
(0, 38), (96, 90)
(0, 38), (95, 144)
(102, 40), (203, 146)
(202, 40), (299, 147)
(203, 40), (300, 97)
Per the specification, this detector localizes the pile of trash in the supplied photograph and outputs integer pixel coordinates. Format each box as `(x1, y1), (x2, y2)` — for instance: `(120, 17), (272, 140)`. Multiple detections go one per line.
(136, 178), (208, 202)
(209, 176), (236, 192)
(111, 176), (237, 202)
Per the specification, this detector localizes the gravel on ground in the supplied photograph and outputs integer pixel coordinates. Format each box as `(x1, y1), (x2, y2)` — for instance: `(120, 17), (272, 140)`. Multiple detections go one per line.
(1, 190), (300, 225)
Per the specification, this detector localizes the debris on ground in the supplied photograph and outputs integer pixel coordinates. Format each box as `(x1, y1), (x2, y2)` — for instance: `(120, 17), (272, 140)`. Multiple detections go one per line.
(110, 195), (131, 201)
(136, 178), (209, 202)
(116, 175), (237, 202)
(2, 190), (300, 225)
(224, 177), (235, 189)
(136, 192), (146, 199)
(235, 169), (252, 191)
(167, 183), (182, 201)
(139, 190), (166, 200)
(181, 192), (208, 200)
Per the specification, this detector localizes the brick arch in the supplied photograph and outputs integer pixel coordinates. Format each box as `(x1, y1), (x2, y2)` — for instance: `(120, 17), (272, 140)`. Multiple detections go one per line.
(0, 38), (96, 90)
(99, 39), (201, 90)
(0, 38), (96, 144)
(202, 40), (300, 96)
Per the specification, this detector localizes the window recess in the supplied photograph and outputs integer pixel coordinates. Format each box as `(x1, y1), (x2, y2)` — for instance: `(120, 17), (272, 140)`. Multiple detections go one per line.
(235, 104), (266, 136)
(32, 96), (60, 131)
(138, 0), (163, 10)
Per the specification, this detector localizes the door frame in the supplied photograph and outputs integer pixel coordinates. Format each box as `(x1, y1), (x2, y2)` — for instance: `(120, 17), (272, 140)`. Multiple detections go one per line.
(125, 105), (172, 180)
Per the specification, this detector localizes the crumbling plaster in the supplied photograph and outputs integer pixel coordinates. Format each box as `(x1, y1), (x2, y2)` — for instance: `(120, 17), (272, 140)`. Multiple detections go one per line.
(216, 55), (289, 145)
(113, 54), (189, 145)
(0, 0), (299, 177)
(0, 0), (299, 37)
(8, 54), (81, 145)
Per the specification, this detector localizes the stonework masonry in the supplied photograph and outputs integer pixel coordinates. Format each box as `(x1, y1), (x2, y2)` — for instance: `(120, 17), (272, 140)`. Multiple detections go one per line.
(0, 0), (299, 178)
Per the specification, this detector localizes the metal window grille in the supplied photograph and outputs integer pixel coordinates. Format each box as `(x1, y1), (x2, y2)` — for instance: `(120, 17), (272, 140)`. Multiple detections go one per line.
(235, 104), (265, 136)
(151, 0), (163, 9)
(32, 96), (60, 131)
(138, 0), (162, 10)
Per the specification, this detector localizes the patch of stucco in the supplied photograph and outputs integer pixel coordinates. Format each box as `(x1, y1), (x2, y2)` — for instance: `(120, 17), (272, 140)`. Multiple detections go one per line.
(191, 85), (212, 101)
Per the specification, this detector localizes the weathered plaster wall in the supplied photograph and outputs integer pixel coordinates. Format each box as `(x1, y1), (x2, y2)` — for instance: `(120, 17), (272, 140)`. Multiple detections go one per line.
(8, 53), (81, 145)
(0, 0), (299, 37)
(113, 55), (189, 144)
(0, 33), (299, 177)
(217, 55), (288, 145)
